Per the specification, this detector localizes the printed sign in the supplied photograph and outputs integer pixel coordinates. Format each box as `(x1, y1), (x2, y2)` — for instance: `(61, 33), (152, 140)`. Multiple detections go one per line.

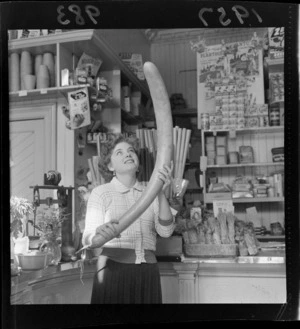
(68, 87), (91, 129)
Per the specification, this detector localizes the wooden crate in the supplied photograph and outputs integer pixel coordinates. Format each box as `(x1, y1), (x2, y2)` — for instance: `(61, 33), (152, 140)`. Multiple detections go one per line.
(184, 243), (237, 257)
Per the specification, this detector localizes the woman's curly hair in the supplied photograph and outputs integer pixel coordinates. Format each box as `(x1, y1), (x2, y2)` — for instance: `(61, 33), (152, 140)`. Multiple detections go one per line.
(98, 133), (140, 182)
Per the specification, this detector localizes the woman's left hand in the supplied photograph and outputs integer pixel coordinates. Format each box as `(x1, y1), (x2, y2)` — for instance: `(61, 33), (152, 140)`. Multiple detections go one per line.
(157, 161), (173, 192)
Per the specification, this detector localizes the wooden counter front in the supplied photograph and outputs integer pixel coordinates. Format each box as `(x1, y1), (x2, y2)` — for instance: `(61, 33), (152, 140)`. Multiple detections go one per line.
(11, 256), (286, 304)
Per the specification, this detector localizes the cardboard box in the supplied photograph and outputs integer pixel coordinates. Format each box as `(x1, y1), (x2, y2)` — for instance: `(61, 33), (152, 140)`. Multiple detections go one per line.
(216, 155), (227, 165)
(207, 150), (216, 159)
(206, 143), (216, 152)
(206, 136), (215, 144)
(216, 136), (227, 146)
(216, 146), (227, 156)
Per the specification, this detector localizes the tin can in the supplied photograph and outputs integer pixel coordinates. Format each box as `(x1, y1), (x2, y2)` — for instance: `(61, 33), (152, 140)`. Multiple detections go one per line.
(259, 115), (269, 127)
(201, 113), (210, 130)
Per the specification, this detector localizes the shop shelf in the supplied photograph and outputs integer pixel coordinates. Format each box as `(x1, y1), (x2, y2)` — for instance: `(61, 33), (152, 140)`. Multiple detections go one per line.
(202, 126), (284, 134)
(172, 108), (197, 117)
(207, 162), (284, 169)
(9, 84), (91, 102)
(205, 197), (284, 204)
(257, 235), (285, 241)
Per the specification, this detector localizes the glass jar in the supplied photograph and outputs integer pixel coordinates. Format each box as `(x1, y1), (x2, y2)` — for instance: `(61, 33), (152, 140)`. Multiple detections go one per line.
(41, 240), (62, 266)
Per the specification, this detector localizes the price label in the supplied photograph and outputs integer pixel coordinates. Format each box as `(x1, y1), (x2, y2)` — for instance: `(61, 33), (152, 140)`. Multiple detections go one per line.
(40, 89), (48, 94)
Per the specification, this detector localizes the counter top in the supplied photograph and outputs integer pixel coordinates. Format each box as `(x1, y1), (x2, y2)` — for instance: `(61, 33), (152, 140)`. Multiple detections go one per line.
(11, 249), (285, 289)
(180, 249), (285, 264)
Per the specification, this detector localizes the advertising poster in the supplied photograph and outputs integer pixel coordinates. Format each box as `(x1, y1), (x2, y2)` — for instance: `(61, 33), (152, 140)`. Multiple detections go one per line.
(197, 39), (265, 129)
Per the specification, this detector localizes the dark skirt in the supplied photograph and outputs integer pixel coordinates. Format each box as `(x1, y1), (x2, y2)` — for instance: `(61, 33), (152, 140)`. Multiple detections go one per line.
(91, 258), (162, 304)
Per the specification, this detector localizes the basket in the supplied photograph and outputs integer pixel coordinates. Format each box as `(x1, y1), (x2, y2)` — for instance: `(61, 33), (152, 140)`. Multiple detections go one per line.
(17, 251), (48, 270)
(184, 243), (238, 257)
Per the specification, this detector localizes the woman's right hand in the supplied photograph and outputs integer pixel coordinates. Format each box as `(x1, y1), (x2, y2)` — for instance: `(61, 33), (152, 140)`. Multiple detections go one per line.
(95, 219), (120, 240)
(91, 219), (120, 248)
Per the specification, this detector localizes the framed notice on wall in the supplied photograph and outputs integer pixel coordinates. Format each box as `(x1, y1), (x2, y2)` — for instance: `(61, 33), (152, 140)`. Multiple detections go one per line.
(197, 39), (265, 129)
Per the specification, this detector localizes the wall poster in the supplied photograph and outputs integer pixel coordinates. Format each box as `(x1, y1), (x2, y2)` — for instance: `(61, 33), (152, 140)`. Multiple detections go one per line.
(197, 38), (265, 130)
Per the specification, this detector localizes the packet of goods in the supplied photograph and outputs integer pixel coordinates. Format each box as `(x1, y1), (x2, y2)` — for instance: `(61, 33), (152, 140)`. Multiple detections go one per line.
(244, 223), (260, 255)
(268, 27), (284, 60)
(232, 175), (254, 198)
(239, 146), (254, 163)
(208, 182), (231, 193)
(190, 207), (202, 222)
(77, 52), (103, 78)
(196, 223), (206, 244)
(68, 87), (91, 129)
(119, 53), (145, 80)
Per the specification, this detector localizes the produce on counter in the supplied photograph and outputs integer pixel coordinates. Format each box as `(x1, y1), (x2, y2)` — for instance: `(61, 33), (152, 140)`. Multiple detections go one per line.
(196, 223), (206, 244)
(175, 203), (261, 256)
(244, 223), (260, 255)
(235, 220), (260, 256)
(208, 216), (222, 245)
(204, 220), (213, 244)
(218, 210), (230, 244)
(226, 212), (236, 244)
(187, 228), (199, 244)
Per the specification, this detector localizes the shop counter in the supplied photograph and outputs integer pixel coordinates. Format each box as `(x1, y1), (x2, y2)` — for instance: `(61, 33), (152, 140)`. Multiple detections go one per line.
(11, 250), (286, 304)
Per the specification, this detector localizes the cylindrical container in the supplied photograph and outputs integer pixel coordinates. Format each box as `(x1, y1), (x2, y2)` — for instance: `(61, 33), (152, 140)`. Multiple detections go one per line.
(267, 175), (275, 187)
(201, 113), (209, 130)
(9, 52), (20, 92)
(36, 64), (50, 89)
(22, 74), (36, 90)
(20, 51), (33, 90)
(269, 106), (280, 126)
(268, 187), (275, 197)
(42, 52), (55, 87)
(34, 54), (43, 77)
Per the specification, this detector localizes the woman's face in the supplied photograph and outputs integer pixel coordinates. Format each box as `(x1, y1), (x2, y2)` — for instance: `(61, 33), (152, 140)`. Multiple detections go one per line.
(108, 141), (139, 175)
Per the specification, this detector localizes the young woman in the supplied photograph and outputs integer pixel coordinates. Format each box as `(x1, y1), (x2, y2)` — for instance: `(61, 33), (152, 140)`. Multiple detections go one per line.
(82, 133), (175, 304)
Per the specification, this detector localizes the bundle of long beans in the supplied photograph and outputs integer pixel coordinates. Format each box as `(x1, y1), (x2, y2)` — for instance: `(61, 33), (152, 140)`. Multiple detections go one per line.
(87, 134), (105, 186)
(173, 126), (191, 180)
(136, 126), (191, 199)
